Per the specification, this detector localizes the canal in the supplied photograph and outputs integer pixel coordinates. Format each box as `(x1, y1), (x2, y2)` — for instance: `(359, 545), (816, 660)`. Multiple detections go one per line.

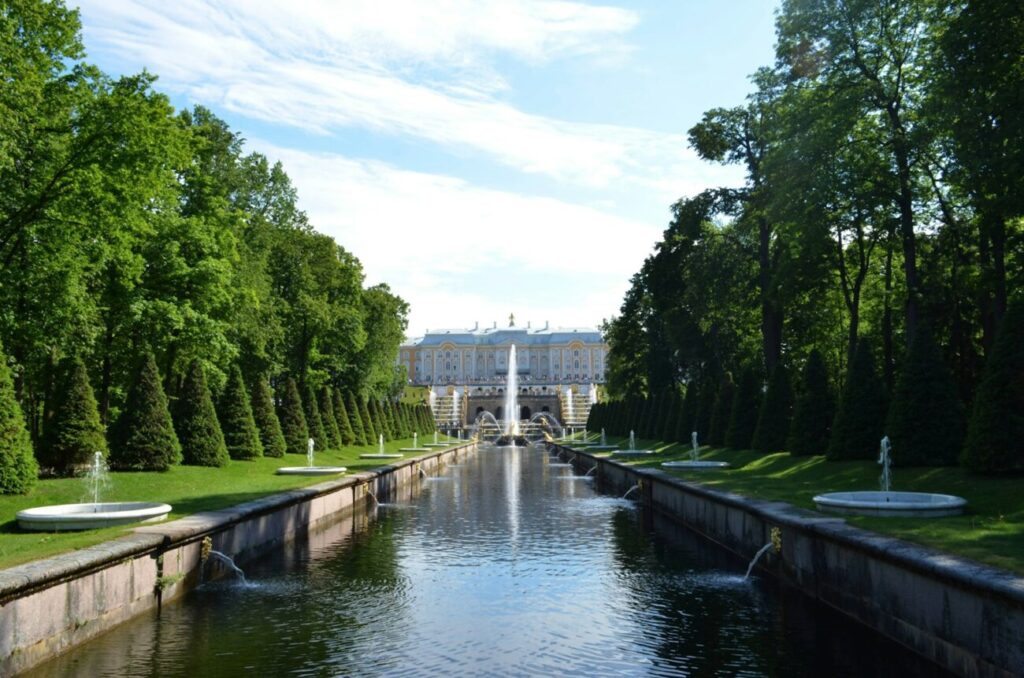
(29, 445), (942, 676)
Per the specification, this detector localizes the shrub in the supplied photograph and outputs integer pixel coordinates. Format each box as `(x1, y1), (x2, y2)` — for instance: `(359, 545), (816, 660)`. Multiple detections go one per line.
(317, 387), (341, 450)
(725, 366), (761, 450)
(251, 376), (286, 458)
(332, 388), (356, 446)
(963, 298), (1024, 473)
(787, 349), (835, 456)
(752, 364), (793, 453)
(345, 391), (367, 445)
(42, 357), (106, 476)
(174, 360), (228, 467)
(0, 340), (38, 493)
(220, 366), (262, 460)
(359, 396), (378, 442)
(303, 383), (326, 452)
(110, 353), (181, 471)
(277, 377), (308, 456)
(828, 341), (888, 461)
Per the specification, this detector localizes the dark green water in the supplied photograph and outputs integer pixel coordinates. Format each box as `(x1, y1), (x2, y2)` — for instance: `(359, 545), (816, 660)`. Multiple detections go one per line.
(30, 446), (942, 676)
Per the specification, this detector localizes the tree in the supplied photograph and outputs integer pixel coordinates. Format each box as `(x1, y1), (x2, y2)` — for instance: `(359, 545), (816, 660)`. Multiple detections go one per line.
(962, 297), (1024, 473)
(694, 378), (717, 443)
(220, 365), (262, 460)
(41, 357), (106, 476)
(752, 364), (793, 453)
(303, 382), (326, 452)
(787, 349), (834, 456)
(332, 387), (356, 446)
(277, 377), (308, 456)
(708, 374), (735, 447)
(676, 382), (698, 444)
(109, 353), (181, 471)
(251, 376), (286, 458)
(725, 366), (761, 450)
(828, 341), (887, 461)
(317, 386), (341, 450)
(174, 359), (228, 467)
(345, 391), (367, 445)
(0, 340), (37, 493)
(358, 395), (378, 443)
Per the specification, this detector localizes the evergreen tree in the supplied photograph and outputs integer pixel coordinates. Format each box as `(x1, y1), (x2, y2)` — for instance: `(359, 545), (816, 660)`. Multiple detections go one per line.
(963, 298), (1024, 473)
(110, 353), (181, 471)
(359, 395), (378, 442)
(725, 367), (761, 450)
(886, 326), (964, 466)
(660, 390), (679, 442)
(219, 365), (262, 460)
(303, 383), (326, 452)
(277, 377), (308, 456)
(42, 357), (106, 476)
(708, 374), (734, 446)
(828, 341), (888, 460)
(694, 377), (717, 443)
(423, 402), (437, 433)
(344, 391), (367, 445)
(251, 376), (286, 458)
(333, 388), (356, 446)
(372, 399), (392, 440)
(787, 350), (835, 457)
(0, 340), (38, 493)
(174, 359), (228, 467)
(676, 382), (698, 444)
(317, 386), (341, 450)
(752, 364), (793, 453)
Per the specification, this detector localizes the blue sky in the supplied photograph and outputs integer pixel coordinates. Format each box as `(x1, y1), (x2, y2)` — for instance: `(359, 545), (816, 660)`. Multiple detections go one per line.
(72, 0), (779, 336)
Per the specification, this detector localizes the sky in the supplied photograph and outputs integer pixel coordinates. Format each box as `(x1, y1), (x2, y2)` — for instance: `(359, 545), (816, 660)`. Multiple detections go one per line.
(71, 0), (779, 337)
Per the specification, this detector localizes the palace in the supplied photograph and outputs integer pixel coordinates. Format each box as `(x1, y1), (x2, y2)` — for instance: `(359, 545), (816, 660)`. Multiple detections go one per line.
(398, 315), (608, 428)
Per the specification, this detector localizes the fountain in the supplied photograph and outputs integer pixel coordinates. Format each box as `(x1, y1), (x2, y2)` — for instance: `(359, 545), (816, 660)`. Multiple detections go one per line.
(361, 433), (404, 460)
(425, 431), (448, 448)
(565, 389), (574, 427)
(494, 345), (527, 446)
(813, 436), (967, 516)
(613, 429), (654, 457)
(622, 483), (641, 500)
(400, 431), (430, 453)
(17, 451), (173, 531)
(662, 431), (730, 469)
(277, 437), (347, 475)
(744, 543), (773, 580)
(581, 426), (617, 451)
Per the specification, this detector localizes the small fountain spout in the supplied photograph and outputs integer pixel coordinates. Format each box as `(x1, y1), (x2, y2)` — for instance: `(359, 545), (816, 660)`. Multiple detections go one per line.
(378, 433), (385, 455)
(585, 465), (598, 477)
(600, 428), (606, 446)
(208, 550), (247, 583)
(365, 485), (380, 507)
(744, 543), (773, 580)
(691, 431), (699, 462)
(878, 436), (892, 493)
(622, 483), (641, 500)
(307, 438), (315, 468)
(629, 430), (635, 451)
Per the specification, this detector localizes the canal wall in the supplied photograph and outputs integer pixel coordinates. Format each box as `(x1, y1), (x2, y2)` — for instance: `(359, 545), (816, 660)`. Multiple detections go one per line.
(552, 444), (1024, 678)
(0, 442), (476, 676)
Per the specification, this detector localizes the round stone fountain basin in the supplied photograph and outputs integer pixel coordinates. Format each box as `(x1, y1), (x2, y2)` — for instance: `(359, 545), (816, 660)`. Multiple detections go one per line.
(582, 445), (618, 451)
(423, 443), (449, 448)
(360, 453), (404, 459)
(813, 491), (966, 517)
(17, 502), (172, 531)
(399, 447), (431, 453)
(661, 460), (731, 469)
(612, 450), (655, 457)
(276, 466), (347, 476)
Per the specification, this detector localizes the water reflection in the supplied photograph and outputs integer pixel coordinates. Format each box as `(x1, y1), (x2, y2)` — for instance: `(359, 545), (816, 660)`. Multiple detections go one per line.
(30, 445), (944, 677)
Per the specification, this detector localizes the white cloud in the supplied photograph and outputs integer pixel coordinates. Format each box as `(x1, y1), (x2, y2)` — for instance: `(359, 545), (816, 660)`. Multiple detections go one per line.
(248, 141), (657, 334)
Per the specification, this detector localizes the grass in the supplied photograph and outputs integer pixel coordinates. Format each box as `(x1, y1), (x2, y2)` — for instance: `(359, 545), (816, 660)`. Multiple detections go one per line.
(578, 434), (1024, 575)
(0, 435), (460, 571)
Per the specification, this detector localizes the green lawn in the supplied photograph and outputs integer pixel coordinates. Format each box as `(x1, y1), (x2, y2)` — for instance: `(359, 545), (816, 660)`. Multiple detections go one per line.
(582, 435), (1024, 575)
(0, 436), (460, 571)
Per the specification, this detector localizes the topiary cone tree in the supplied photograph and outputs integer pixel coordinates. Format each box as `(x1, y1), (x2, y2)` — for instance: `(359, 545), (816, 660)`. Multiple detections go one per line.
(43, 356), (107, 476)
(787, 349), (835, 457)
(220, 365), (262, 460)
(110, 352), (182, 471)
(374, 399), (393, 441)
(694, 377), (717, 443)
(174, 359), (228, 467)
(827, 340), (888, 461)
(344, 391), (367, 445)
(317, 387), (341, 450)
(251, 376), (286, 458)
(725, 366), (761, 450)
(886, 325), (964, 466)
(359, 395), (377, 442)
(752, 363), (793, 453)
(278, 377), (308, 456)
(962, 297), (1024, 473)
(332, 387), (356, 446)
(675, 382), (698, 444)
(708, 374), (734, 447)
(0, 340), (38, 493)
(660, 390), (680, 442)
(303, 383), (326, 452)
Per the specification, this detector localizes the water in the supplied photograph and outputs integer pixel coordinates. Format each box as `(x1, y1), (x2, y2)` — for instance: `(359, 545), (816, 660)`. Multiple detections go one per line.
(83, 451), (110, 510)
(307, 437), (315, 467)
(744, 543), (773, 580)
(32, 445), (943, 677)
(879, 436), (892, 492)
(206, 551), (247, 585)
(629, 430), (636, 451)
(691, 431), (700, 462)
(504, 344), (519, 435)
(379, 433), (385, 455)
(566, 388), (575, 424)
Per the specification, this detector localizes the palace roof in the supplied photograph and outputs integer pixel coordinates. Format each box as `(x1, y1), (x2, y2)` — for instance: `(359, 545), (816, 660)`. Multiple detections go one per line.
(402, 324), (605, 348)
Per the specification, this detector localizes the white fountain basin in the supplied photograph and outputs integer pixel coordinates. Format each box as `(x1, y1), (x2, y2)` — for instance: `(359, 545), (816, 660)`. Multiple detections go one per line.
(583, 445), (618, 451)
(661, 461), (731, 469)
(360, 453), (404, 459)
(399, 447), (431, 453)
(813, 491), (967, 517)
(423, 443), (449, 448)
(276, 466), (347, 476)
(17, 502), (172, 531)
(612, 450), (655, 457)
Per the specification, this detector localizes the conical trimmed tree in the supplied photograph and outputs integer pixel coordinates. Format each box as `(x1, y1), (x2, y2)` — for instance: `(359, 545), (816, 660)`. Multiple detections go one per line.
(251, 376), (286, 458)
(359, 396), (378, 442)
(317, 387), (341, 450)
(220, 365), (262, 460)
(694, 377), (717, 442)
(828, 341), (888, 460)
(675, 382), (698, 444)
(345, 391), (367, 445)
(752, 364), (793, 453)
(708, 374), (734, 447)
(303, 383), (326, 452)
(787, 349), (835, 457)
(0, 340), (38, 493)
(725, 366), (761, 450)
(963, 297), (1024, 473)
(660, 390), (679, 442)
(42, 357), (106, 476)
(174, 359), (228, 467)
(277, 378), (308, 456)
(333, 388), (356, 446)
(374, 399), (393, 440)
(886, 326), (964, 466)
(110, 353), (181, 471)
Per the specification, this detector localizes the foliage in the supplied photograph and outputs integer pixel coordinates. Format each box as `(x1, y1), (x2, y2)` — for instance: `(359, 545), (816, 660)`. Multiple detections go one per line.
(40, 357), (106, 476)
(109, 353), (181, 471)
(277, 378), (307, 456)
(0, 340), (38, 493)
(752, 364), (793, 453)
(317, 386), (341, 450)
(828, 342), (887, 461)
(358, 396), (377, 443)
(219, 365), (262, 460)
(250, 376), (286, 458)
(173, 360), (228, 467)
(344, 391), (367, 446)
(787, 350), (834, 457)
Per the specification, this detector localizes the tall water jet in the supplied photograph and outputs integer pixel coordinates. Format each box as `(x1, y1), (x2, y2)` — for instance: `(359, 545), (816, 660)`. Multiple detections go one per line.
(452, 388), (460, 424)
(504, 344), (519, 436)
(565, 388), (574, 425)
